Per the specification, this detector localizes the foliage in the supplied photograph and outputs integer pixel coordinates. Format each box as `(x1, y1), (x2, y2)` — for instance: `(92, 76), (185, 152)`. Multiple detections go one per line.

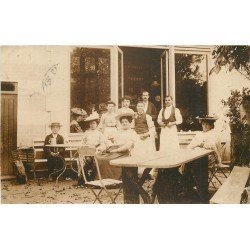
(210, 46), (250, 81)
(222, 87), (250, 131)
(175, 54), (206, 86)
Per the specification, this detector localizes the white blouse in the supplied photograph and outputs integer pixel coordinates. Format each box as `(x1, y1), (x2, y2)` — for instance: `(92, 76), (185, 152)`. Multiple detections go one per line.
(157, 106), (183, 125)
(81, 129), (105, 148)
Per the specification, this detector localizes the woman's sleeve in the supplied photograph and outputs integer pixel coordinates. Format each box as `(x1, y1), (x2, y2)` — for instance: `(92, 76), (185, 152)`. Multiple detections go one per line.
(157, 109), (163, 125)
(146, 115), (156, 136)
(97, 114), (105, 132)
(188, 133), (202, 149)
(175, 108), (183, 125)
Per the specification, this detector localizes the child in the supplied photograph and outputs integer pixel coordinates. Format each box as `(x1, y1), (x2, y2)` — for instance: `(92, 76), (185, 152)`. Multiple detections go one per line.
(133, 101), (157, 179)
(77, 113), (106, 187)
(43, 122), (65, 180)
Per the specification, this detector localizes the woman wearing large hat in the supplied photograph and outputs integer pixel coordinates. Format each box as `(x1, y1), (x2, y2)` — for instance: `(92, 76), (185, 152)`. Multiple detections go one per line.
(183, 114), (222, 203)
(70, 108), (88, 133)
(76, 113), (106, 187)
(95, 112), (138, 186)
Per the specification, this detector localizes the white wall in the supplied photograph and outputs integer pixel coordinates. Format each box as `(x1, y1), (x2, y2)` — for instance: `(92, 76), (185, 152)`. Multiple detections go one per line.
(208, 65), (250, 142)
(0, 46), (72, 146)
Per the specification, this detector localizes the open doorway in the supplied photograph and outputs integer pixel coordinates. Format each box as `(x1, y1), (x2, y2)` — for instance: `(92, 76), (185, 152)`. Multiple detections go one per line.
(119, 46), (167, 112)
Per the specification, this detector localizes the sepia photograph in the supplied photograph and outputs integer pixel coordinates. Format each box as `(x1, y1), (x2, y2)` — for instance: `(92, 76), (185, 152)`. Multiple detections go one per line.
(1, 45), (249, 205)
(1, 1), (250, 250)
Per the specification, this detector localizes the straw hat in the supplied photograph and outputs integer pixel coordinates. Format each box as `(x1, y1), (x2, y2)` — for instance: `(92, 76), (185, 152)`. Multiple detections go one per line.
(115, 112), (135, 121)
(49, 122), (62, 127)
(196, 115), (218, 122)
(71, 108), (87, 116)
(84, 113), (100, 122)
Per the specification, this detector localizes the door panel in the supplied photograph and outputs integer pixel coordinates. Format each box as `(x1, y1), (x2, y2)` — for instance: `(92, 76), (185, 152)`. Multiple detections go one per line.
(160, 50), (169, 107)
(1, 94), (17, 176)
(118, 47), (124, 107)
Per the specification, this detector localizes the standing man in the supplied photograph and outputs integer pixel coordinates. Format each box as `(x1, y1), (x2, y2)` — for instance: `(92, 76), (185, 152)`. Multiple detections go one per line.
(157, 96), (183, 154)
(141, 91), (157, 120)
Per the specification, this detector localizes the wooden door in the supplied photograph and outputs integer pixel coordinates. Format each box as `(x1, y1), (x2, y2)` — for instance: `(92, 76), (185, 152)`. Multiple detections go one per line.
(1, 93), (17, 176)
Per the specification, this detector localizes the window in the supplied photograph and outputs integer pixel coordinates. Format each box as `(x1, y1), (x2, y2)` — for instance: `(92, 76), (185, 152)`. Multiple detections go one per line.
(70, 47), (111, 118)
(175, 53), (208, 131)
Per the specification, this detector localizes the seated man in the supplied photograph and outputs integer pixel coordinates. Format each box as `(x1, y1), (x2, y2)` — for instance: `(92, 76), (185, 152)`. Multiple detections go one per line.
(43, 122), (65, 180)
(76, 113), (106, 187)
(183, 115), (222, 203)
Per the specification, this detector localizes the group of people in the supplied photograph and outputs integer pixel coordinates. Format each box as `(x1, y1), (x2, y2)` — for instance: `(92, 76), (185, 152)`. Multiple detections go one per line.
(44, 90), (222, 203)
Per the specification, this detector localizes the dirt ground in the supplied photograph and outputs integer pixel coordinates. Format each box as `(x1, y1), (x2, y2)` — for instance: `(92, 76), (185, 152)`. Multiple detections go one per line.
(1, 175), (223, 204)
(1, 178), (125, 204)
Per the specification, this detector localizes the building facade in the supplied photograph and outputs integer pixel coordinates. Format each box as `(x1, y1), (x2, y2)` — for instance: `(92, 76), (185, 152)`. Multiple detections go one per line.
(1, 45), (249, 175)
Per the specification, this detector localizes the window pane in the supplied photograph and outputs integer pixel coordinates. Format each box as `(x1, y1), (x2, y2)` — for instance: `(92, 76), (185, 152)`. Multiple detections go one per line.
(175, 53), (208, 131)
(70, 48), (110, 121)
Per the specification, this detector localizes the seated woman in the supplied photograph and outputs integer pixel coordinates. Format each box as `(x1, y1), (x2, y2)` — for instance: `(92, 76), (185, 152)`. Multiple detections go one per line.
(96, 112), (142, 204)
(95, 112), (138, 180)
(183, 115), (222, 203)
(76, 113), (106, 187)
(70, 108), (88, 133)
(188, 115), (222, 165)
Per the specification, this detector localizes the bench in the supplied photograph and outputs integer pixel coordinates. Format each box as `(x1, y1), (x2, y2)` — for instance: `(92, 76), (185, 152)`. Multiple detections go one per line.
(32, 136), (83, 178)
(210, 166), (250, 204)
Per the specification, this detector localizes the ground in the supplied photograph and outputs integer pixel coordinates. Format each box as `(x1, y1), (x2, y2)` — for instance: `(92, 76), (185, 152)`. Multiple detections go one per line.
(1, 174), (226, 204)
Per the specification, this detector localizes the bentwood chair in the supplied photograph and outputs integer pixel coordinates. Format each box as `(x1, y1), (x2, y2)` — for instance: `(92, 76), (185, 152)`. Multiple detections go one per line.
(77, 146), (123, 204)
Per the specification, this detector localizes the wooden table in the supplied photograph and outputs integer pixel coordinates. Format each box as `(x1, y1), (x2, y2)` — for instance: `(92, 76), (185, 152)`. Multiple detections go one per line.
(110, 148), (213, 204)
(44, 144), (81, 183)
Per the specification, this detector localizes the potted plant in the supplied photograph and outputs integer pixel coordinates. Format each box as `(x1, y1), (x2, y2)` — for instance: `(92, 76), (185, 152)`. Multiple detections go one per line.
(222, 87), (250, 166)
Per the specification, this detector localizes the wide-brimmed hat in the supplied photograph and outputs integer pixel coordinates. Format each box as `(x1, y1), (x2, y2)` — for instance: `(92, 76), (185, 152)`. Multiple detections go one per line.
(196, 115), (218, 122)
(49, 122), (62, 128)
(115, 112), (135, 121)
(84, 113), (100, 123)
(71, 108), (87, 116)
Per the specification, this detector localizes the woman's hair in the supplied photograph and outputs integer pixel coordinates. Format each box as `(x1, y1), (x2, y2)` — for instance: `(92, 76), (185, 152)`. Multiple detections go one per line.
(201, 120), (215, 129)
(122, 96), (131, 101)
(119, 116), (133, 123)
(107, 100), (116, 106)
(165, 95), (173, 100)
(87, 119), (99, 128)
(72, 114), (82, 120)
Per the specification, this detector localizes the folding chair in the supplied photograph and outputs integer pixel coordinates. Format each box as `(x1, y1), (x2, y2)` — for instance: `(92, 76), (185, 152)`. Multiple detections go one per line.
(208, 163), (231, 188)
(208, 143), (231, 189)
(77, 146), (123, 204)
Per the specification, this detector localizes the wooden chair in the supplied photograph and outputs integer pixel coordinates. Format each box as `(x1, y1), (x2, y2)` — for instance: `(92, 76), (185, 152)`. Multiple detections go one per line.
(77, 146), (123, 204)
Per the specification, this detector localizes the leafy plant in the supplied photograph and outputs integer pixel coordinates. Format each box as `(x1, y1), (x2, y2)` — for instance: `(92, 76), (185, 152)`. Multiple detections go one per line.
(222, 87), (249, 131)
(210, 46), (250, 81)
(175, 54), (206, 86)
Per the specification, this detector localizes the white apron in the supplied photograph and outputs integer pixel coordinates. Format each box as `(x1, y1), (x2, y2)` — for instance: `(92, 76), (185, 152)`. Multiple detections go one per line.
(159, 125), (180, 154)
